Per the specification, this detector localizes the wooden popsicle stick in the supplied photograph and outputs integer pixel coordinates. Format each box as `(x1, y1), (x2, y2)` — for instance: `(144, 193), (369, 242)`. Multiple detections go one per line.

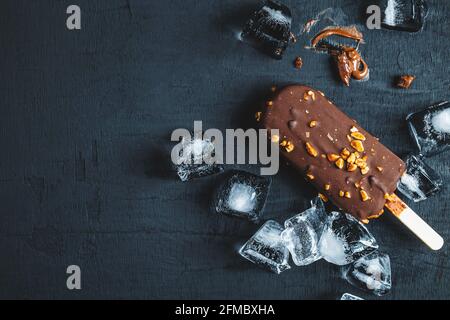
(385, 193), (444, 251)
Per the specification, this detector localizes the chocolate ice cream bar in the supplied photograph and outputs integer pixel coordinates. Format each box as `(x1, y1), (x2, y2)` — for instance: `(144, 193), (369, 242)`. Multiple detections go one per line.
(262, 85), (406, 221)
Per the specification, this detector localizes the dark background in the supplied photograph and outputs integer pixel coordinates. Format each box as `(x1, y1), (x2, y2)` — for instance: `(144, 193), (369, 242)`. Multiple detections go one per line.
(0, 0), (449, 300)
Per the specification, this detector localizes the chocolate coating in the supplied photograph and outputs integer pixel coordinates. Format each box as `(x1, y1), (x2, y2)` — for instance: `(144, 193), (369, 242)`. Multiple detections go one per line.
(262, 85), (405, 220)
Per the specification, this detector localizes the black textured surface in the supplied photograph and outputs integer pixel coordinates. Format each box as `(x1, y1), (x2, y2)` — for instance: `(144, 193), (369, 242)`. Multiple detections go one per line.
(0, 0), (449, 299)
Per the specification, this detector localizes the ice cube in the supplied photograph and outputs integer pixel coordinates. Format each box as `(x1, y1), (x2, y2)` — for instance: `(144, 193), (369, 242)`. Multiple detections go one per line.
(380, 0), (428, 32)
(397, 154), (443, 202)
(241, 0), (292, 59)
(407, 101), (450, 156)
(213, 170), (272, 223)
(280, 197), (327, 266)
(174, 137), (224, 182)
(239, 220), (291, 274)
(341, 251), (391, 296)
(228, 183), (257, 213)
(340, 293), (364, 300)
(318, 211), (378, 266)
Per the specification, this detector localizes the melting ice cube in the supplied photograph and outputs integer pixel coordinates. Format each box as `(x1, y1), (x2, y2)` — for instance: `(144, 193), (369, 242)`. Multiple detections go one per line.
(318, 211), (378, 266)
(213, 170), (272, 223)
(239, 220), (291, 274)
(241, 0), (292, 59)
(397, 154), (443, 202)
(380, 0), (428, 32)
(174, 137), (223, 181)
(341, 251), (392, 296)
(407, 101), (450, 156)
(340, 293), (364, 300)
(280, 197), (327, 266)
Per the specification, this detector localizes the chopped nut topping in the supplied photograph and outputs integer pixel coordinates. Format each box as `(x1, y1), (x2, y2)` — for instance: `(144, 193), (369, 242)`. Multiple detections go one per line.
(347, 163), (358, 172)
(327, 153), (340, 162)
(347, 153), (356, 164)
(351, 131), (366, 141)
(360, 190), (370, 201)
(346, 135), (352, 142)
(294, 56), (303, 69)
(305, 142), (318, 157)
(354, 182), (360, 188)
(344, 191), (351, 199)
(309, 120), (318, 128)
(355, 158), (367, 169)
(318, 91), (325, 96)
(304, 90), (316, 101)
(335, 158), (345, 169)
(271, 135), (280, 143)
(350, 126), (359, 133)
(285, 141), (295, 153)
(339, 190), (345, 197)
(340, 148), (351, 160)
(318, 193), (329, 202)
(306, 131), (310, 138)
(361, 219), (369, 224)
(377, 166), (383, 172)
(255, 111), (262, 122)
(285, 144), (293, 151)
(324, 184), (331, 191)
(361, 166), (370, 175)
(266, 100), (273, 107)
(306, 172), (314, 180)
(351, 140), (364, 152)
(321, 154), (326, 158)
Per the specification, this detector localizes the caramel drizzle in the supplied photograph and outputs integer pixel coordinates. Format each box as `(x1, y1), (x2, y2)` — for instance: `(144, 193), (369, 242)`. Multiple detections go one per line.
(311, 27), (369, 86)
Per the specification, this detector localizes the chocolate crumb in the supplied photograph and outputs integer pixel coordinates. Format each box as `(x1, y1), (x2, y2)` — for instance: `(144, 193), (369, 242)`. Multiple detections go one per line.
(294, 56), (303, 69)
(397, 75), (415, 89)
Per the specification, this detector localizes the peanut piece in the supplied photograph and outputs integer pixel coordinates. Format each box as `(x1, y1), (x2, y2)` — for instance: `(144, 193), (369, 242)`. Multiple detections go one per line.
(360, 190), (370, 201)
(335, 158), (345, 169)
(347, 153), (356, 164)
(327, 153), (340, 162)
(351, 140), (364, 152)
(305, 142), (318, 157)
(309, 120), (318, 128)
(351, 131), (366, 141)
(361, 166), (370, 175)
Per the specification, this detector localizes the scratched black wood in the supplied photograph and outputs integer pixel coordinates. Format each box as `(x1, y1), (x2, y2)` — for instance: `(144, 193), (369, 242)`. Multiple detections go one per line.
(0, 0), (449, 300)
